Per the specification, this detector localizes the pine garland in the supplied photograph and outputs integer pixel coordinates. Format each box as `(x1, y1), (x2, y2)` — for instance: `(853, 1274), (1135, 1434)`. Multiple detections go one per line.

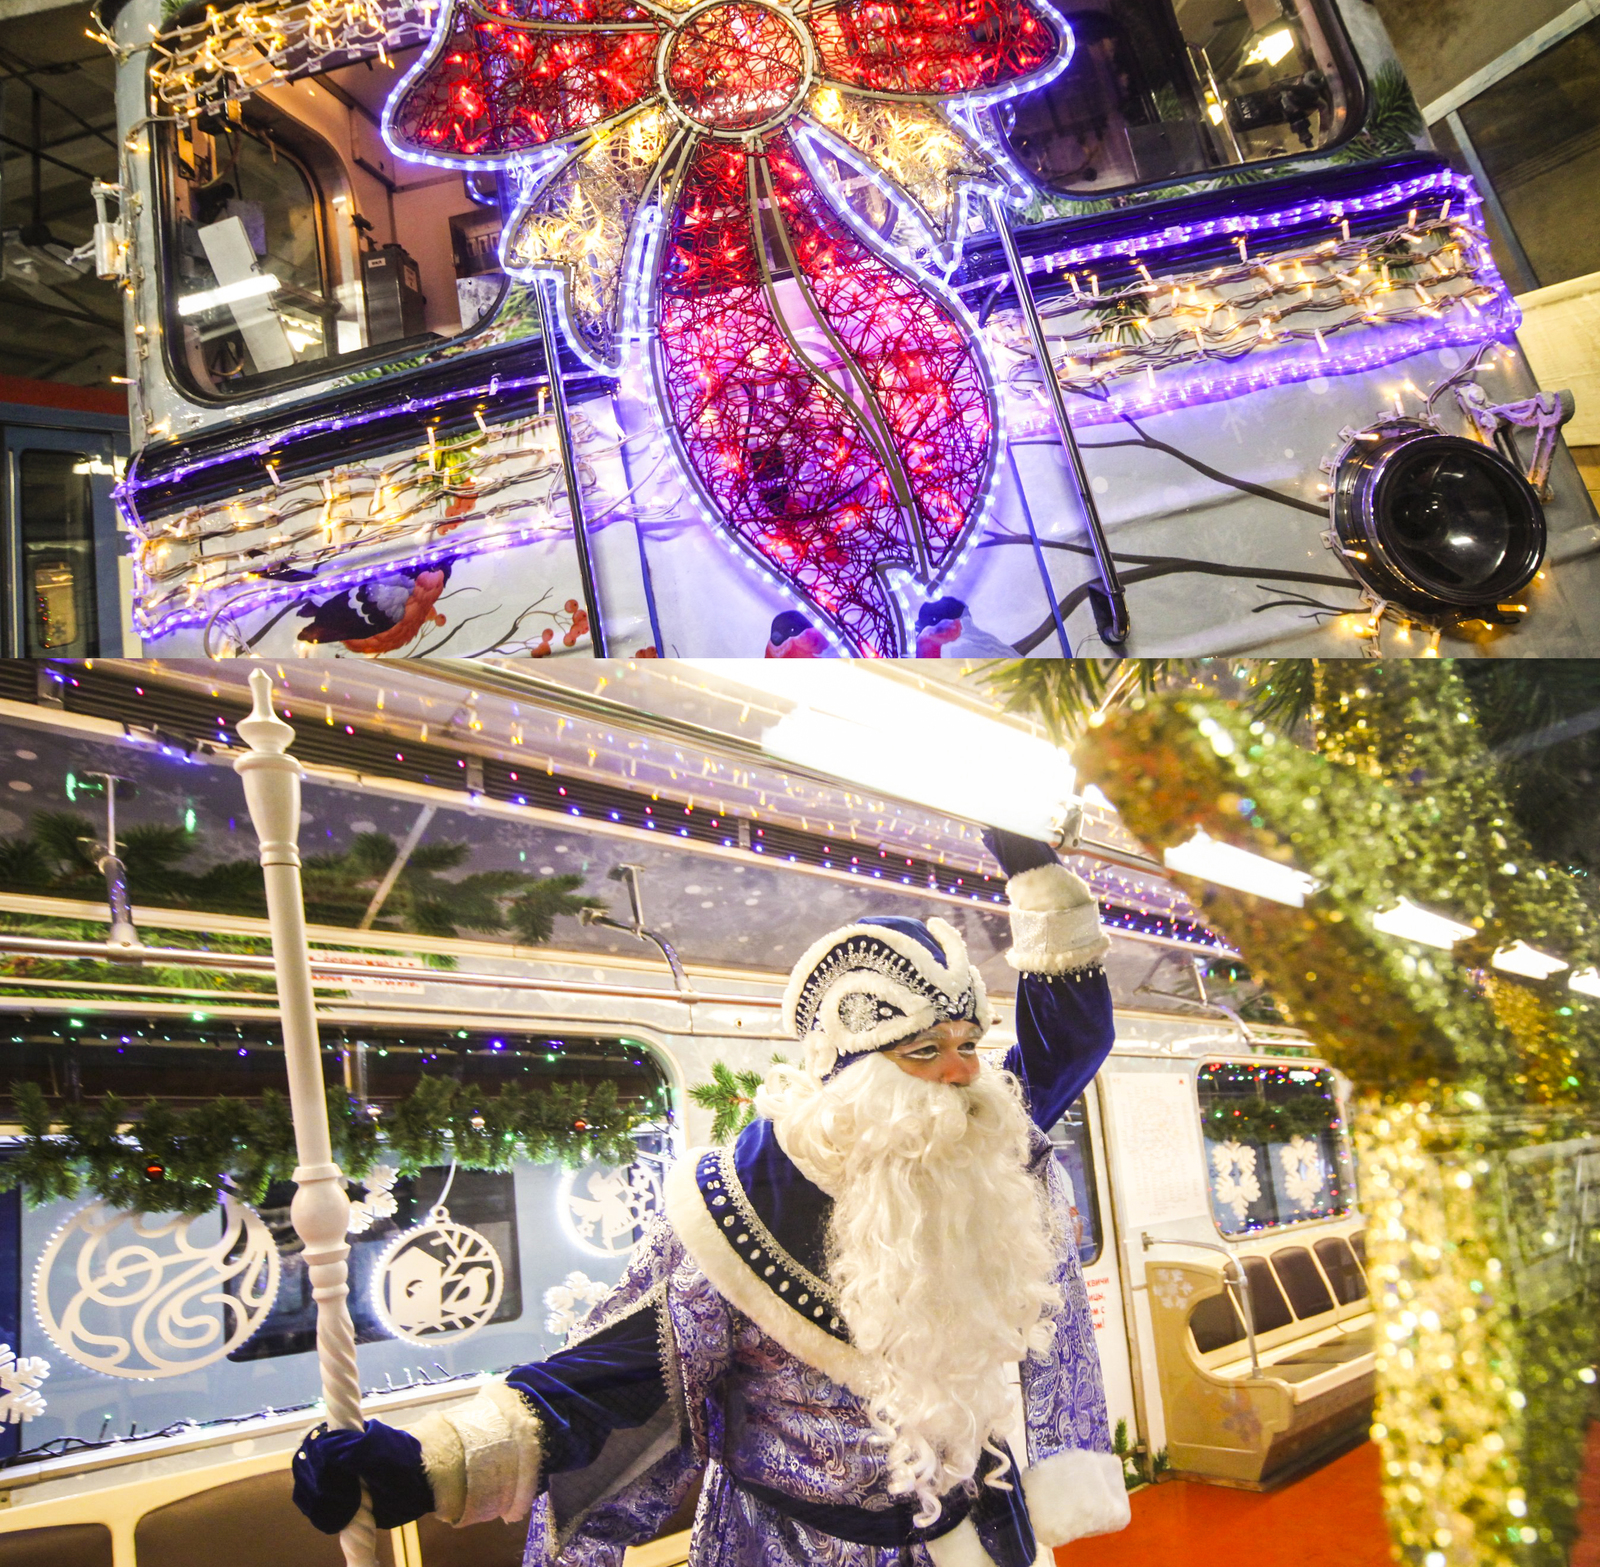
(0, 1075), (642, 1216)
(1198, 1096), (1341, 1146)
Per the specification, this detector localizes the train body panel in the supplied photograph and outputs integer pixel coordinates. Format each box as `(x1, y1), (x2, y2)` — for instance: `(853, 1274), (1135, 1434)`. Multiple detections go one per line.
(97, 0), (1599, 657)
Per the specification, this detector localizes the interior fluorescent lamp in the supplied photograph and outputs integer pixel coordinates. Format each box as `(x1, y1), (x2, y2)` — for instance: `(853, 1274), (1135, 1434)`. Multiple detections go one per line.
(1370, 898), (1474, 949)
(178, 274), (281, 316)
(1162, 829), (1317, 906)
(1570, 967), (1600, 998)
(684, 663), (1078, 840)
(1491, 941), (1570, 980)
(1244, 27), (1295, 66)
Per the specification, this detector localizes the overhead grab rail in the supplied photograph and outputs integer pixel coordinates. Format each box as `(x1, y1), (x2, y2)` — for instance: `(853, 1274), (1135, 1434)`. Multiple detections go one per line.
(0, 933), (784, 1009)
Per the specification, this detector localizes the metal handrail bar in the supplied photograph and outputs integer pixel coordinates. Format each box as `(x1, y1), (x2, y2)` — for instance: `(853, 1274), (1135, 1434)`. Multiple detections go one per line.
(1141, 1231), (1261, 1376)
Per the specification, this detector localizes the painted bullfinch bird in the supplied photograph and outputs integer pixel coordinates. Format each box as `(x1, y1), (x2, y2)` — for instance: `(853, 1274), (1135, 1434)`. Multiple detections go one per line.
(295, 561), (453, 654)
(765, 611), (833, 657)
(913, 597), (1017, 658)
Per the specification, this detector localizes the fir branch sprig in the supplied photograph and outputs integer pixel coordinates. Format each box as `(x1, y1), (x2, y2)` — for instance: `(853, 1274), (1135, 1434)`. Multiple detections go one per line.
(689, 1059), (776, 1143)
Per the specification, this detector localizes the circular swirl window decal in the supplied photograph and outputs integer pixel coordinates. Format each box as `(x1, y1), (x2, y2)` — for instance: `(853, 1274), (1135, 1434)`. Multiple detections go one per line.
(34, 1197), (280, 1379)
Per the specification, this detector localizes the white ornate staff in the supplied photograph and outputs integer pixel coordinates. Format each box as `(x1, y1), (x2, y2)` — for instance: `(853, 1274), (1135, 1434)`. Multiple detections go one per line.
(235, 668), (378, 1567)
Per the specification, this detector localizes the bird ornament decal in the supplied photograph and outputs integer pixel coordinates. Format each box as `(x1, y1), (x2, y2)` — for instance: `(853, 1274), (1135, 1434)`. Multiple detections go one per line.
(382, 0), (1071, 654)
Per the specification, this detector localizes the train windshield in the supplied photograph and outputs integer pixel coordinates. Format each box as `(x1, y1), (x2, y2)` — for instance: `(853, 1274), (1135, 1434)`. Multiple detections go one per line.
(1002, 0), (1358, 195)
(1196, 1062), (1354, 1236)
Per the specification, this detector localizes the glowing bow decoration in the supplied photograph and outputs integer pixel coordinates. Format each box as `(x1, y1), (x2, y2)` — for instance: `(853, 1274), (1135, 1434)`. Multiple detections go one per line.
(382, 0), (1071, 653)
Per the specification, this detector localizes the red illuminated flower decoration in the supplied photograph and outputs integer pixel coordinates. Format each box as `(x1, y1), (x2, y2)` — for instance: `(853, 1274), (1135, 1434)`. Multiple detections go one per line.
(383, 0), (1069, 654)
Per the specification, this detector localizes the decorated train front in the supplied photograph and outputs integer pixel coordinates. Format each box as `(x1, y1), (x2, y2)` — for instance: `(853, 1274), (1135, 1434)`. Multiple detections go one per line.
(101, 0), (1600, 656)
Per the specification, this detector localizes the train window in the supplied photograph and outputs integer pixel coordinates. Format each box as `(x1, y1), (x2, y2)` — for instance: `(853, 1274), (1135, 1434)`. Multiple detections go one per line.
(1268, 1245), (1334, 1318)
(1348, 1231), (1366, 1269)
(229, 1166), (523, 1361)
(1046, 1094), (1103, 1265)
(1197, 1062), (1354, 1236)
(16, 450), (100, 656)
(158, 52), (510, 402)
(1188, 1287), (1246, 1353)
(1000, 0), (1357, 196)
(1239, 1254), (1294, 1333)
(1312, 1236), (1367, 1306)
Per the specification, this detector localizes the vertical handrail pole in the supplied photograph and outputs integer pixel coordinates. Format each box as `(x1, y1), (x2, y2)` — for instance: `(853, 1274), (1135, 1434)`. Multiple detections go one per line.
(235, 669), (377, 1567)
(988, 194), (1130, 646)
(536, 282), (609, 655)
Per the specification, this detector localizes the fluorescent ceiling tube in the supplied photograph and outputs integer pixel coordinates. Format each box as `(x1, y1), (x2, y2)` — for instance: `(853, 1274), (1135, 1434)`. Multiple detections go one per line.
(1162, 829), (1317, 906)
(1491, 941), (1570, 980)
(177, 274), (281, 316)
(1570, 967), (1600, 998)
(685, 664), (1078, 840)
(1370, 898), (1474, 949)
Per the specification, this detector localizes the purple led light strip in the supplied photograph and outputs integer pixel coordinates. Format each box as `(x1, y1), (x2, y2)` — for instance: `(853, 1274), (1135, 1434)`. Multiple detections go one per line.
(1011, 168), (1479, 278)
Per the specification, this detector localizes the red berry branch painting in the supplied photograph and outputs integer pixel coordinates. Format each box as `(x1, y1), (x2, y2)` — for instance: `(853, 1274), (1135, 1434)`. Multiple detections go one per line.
(381, 0), (1071, 653)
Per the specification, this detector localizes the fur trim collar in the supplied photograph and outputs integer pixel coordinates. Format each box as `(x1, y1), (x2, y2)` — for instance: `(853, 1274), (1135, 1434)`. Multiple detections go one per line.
(664, 1146), (872, 1395)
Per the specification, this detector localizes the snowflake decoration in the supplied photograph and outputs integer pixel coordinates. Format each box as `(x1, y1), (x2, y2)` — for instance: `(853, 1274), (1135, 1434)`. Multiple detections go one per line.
(544, 1270), (612, 1339)
(348, 1163), (401, 1235)
(381, 0), (1072, 654)
(1148, 1269), (1196, 1314)
(1210, 1140), (1262, 1224)
(0, 1344), (50, 1424)
(1278, 1136), (1326, 1207)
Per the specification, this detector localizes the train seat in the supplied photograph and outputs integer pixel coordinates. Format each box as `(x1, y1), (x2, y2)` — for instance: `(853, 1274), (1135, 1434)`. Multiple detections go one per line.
(1145, 1227), (1375, 1486)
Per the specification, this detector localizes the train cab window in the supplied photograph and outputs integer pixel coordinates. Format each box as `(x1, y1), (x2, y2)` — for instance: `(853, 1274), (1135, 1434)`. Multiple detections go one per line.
(1001, 0), (1358, 196)
(1312, 1236), (1367, 1305)
(1239, 1254), (1294, 1333)
(1268, 1245), (1334, 1318)
(1197, 1062), (1354, 1236)
(16, 450), (101, 656)
(1348, 1231), (1366, 1269)
(1045, 1094), (1103, 1265)
(158, 50), (510, 401)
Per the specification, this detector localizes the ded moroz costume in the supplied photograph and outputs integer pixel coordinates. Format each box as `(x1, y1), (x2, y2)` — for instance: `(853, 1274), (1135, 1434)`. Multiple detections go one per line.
(292, 829), (1130, 1566)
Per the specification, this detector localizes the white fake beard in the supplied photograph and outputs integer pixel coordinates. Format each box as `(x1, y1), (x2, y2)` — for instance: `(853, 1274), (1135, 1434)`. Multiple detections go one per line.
(756, 1051), (1062, 1525)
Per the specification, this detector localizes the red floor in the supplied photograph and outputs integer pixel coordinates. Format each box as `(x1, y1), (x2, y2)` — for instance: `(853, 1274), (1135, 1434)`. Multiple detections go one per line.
(1056, 1443), (1393, 1567)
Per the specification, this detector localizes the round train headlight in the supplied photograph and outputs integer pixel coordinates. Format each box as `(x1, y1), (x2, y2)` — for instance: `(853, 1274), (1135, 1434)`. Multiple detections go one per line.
(1330, 420), (1545, 617)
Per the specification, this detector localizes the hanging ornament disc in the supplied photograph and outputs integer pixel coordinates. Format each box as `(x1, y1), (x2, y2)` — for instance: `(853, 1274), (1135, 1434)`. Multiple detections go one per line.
(373, 1206), (504, 1344)
(34, 1196), (280, 1378)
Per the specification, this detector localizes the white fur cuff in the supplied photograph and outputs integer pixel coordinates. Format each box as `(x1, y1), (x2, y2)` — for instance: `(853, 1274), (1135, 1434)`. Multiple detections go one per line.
(1004, 865), (1109, 975)
(411, 1383), (544, 1527)
(1021, 1449), (1130, 1546)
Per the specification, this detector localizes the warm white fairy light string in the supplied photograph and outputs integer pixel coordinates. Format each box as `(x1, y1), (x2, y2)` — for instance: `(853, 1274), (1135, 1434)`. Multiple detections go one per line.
(142, 0), (435, 119)
(990, 202), (1509, 425)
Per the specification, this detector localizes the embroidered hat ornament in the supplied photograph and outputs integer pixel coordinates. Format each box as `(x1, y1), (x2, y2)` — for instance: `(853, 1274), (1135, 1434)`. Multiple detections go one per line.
(781, 916), (993, 1079)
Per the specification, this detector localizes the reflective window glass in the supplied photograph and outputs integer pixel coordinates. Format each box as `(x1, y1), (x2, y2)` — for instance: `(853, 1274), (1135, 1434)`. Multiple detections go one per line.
(18, 450), (99, 657)
(1001, 0), (1357, 195)
(1046, 1093), (1104, 1265)
(1453, 19), (1600, 289)
(1198, 1062), (1354, 1236)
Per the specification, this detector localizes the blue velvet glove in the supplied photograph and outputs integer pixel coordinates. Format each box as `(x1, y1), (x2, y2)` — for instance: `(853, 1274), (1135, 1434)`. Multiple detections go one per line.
(981, 826), (1060, 879)
(291, 1419), (435, 1534)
